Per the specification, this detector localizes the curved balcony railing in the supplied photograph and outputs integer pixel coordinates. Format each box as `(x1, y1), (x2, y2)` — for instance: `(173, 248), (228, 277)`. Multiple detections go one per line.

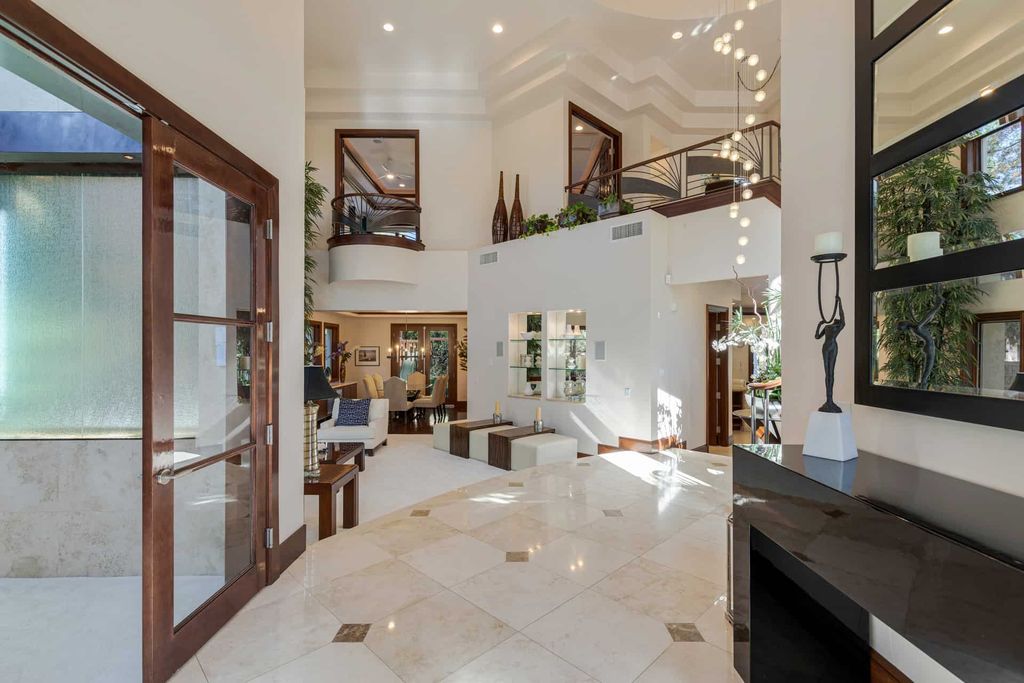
(565, 121), (780, 216)
(329, 193), (424, 251)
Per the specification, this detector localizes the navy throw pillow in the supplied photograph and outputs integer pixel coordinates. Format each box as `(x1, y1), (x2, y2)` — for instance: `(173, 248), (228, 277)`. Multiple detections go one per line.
(335, 398), (372, 426)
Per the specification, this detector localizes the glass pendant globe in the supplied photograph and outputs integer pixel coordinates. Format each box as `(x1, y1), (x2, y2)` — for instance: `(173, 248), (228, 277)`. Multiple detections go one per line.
(734, 19), (744, 31)
(755, 69), (768, 82)
(742, 188), (753, 200)
(743, 159), (754, 171)
(739, 217), (751, 228)
(749, 172), (761, 183)
(747, 0), (757, 9)
(722, 140), (732, 151)
(735, 48), (746, 61)
(731, 131), (742, 142)
(738, 235), (749, 247)
(713, 38), (723, 52)
(747, 54), (760, 67)
(754, 89), (766, 102)
(745, 113), (756, 125)
(736, 254), (747, 265)
(729, 150), (740, 162)
(722, 32), (732, 43)
(722, 44), (732, 55)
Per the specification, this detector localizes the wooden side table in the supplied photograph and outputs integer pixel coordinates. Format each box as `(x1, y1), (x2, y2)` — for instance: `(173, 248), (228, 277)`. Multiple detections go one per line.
(449, 419), (513, 458)
(488, 425), (555, 470)
(323, 442), (365, 471)
(304, 463), (359, 540)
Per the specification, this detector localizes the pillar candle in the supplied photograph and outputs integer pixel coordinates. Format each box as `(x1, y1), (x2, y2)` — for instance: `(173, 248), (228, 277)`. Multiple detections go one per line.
(535, 407), (542, 421)
(813, 231), (843, 255)
(495, 401), (500, 414)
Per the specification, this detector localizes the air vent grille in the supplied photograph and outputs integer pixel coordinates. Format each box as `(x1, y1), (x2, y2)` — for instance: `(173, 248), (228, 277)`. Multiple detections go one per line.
(479, 251), (499, 265)
(611, 221), (643, 241)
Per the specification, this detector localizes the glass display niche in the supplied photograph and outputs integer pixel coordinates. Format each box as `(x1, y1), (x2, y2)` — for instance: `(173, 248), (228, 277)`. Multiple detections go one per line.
(508, 312), (543, 399)
(547, 310), (587, 402)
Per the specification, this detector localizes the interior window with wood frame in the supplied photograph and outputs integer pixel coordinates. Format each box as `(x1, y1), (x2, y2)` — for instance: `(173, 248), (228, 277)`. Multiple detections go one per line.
(962, 109), (1023, 197)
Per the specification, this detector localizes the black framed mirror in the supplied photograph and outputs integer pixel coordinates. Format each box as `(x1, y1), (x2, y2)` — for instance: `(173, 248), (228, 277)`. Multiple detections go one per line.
(855, 0), (1024, 431)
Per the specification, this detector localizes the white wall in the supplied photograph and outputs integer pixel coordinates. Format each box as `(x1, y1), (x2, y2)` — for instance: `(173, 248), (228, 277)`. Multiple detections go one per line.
(492, 96), (568, 219)
(35, 0), (308, 539)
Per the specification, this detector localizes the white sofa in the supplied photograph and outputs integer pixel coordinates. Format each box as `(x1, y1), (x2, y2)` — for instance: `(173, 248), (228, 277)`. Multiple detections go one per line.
(510, 434), (577, 470)
(317, 398), (389, 455)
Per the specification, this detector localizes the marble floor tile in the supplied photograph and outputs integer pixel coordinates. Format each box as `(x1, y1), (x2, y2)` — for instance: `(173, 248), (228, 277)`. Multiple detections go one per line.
(523, 590), (672, 683)
(400, 533), (505, 587)
(451, 562), (584, 629)
(240, 569), (307, 613)
(635, 642), (741, 682)
(428, 495), (525, 532)
(286, 535), (393, 589)
(360, 516), (461, 556)
(593, 557), (724, 623)
(529, 533), (635, 586)
(248, 643), (401, 682)
(679, 513), (730, 543)
(572, 514), (679, 556)
(195, 592), (340, 683)
(466, 513), (567, 552)
(696, 597), (734, 653)
(364, 591), (515, 683)
(168, 657), (208, 683)
(643, 530), (728, 588)
(312, 559), (444, 624)
(442, 633), (593, 682)
(522, 499), (606, 532)
(559, 485), (641, 512)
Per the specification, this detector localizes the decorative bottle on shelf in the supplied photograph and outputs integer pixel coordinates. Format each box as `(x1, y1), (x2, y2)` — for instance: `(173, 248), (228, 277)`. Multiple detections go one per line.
(491, 171), (508, 243)
(508, 173), (524, 240)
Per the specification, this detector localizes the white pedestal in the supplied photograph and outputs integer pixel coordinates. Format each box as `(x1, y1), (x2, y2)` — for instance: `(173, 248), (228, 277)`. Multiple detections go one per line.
(803, 410), (858, 461)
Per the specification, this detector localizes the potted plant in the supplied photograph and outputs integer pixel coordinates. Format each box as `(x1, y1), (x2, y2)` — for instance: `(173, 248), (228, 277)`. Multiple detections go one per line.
(521, 213), (556, 238)
(598, 193), (635, 217)
(327, 340), (352, 382)
(713, 279), (782, 411)
(556, 202), (598, 228)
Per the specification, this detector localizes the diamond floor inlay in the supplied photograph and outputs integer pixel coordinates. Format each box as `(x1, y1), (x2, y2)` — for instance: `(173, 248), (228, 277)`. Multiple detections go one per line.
(334, 623), (371, 642)
(172, 441), (736, 682)
(666, 622), (705, 642)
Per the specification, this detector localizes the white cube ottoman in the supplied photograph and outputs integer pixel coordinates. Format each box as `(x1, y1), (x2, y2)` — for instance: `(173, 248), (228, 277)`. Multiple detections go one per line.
(510, 433), (578, 470)
(469, 426), (515, 463)
(433, 419), (470, 452)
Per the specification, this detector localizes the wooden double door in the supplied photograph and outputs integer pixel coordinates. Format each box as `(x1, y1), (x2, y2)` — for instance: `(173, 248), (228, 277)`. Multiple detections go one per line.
(143, 118), (274, 681)
(390, 323), (459, 404)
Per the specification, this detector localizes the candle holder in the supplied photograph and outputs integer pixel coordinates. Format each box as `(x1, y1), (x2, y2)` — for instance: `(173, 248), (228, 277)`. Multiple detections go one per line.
(533, 419), (544, 433)
(493, 412), (503, 424)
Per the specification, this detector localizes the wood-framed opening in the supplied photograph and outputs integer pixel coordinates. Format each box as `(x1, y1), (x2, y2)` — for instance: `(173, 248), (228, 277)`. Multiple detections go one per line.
(0, 2), (284, 681)
(706, 306), (732, 449)
(334, 128), (420, 203)
(390, 322), (459, 406)
(568, 102), (623, 201)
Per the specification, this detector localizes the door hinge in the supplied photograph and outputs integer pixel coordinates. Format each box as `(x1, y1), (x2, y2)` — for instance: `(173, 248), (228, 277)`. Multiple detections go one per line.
(264, 528), (274, 549)
(716, 392), (722, 400)
(715, 357), (721, 366)
(715, 425), (721, 434)
(266, 424), (274, 445)
(265, 219), (274, 240)
(265, 321), (274, 343)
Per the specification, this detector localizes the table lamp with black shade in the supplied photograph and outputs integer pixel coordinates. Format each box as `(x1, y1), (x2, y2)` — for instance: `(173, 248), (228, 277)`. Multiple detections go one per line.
(304, 366), (338, 480)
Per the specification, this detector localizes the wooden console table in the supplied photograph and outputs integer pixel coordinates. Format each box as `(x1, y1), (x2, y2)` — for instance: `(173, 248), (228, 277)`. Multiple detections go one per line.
(304, 463), (359, 540)
(488, 425), (555, 470)
(449, 419), (513, 458)
(323, 441), (365, 472)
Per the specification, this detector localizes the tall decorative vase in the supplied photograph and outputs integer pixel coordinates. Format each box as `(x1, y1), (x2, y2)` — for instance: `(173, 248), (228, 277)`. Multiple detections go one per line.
(303, 402), (320, 480)
(491, 171), (508, 243)
(508, 173), (524, 240)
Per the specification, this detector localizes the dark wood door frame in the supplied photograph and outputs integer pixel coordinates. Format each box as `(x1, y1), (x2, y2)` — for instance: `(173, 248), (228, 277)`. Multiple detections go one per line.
(970, 310), (1024, 386)
(568, 102), (623, 191)
(0, 4), (284, 681)
(706, 306), (731, 448)
(322, 322), (341, 381)
(335, 128), (420, 204)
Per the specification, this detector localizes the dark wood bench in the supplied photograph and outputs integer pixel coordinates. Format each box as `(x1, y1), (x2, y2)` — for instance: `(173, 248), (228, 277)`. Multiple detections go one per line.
(448, 419), (513, 458)
(488, 425), (555, 470)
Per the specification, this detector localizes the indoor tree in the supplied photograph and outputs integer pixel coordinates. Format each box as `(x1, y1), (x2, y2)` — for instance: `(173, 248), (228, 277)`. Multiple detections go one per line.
(304, 162), (329, 363)
(874, 142), (1000, 388)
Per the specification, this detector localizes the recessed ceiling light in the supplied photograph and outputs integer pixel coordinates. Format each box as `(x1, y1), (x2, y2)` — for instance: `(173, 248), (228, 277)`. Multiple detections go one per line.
(937, 25), (953, 35)
(386, 173), (395, 180)
(492, 23), (504, 34)
(382, 22), (394, 32)
(610, 74), (618, 81)
(980, 86), (996, 97)
(399, 183), (406, 187)
(575, 125), (583, 131)
(691, 25), (702, 37)
(672, 31), (683, 40)
(122, 154), (135, 160)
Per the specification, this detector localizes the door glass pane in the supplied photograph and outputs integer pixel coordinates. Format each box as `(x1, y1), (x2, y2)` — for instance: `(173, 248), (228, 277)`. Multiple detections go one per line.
(398, 329), (420, 381)
(174, 322), (253, 464)
(979, 319), (1021, 391)
(173, 449), (254, 626)
(324, 327), (335, 379)
(173, 167), (253, 319)
(428, 329), (450, 397)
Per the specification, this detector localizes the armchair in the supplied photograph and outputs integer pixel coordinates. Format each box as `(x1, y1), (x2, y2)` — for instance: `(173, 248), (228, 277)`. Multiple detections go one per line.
(406, 371), (426, 392)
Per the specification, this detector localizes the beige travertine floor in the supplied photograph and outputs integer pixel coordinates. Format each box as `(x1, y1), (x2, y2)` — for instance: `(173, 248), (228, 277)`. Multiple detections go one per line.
(171, 447), (739, 683)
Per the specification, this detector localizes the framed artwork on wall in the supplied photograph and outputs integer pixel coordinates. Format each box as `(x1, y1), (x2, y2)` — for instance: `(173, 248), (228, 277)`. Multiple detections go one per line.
(355, 346), (380, 366)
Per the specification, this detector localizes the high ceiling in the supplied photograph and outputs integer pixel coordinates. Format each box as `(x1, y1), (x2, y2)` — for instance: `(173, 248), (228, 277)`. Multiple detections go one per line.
(304, 0), (781, 130)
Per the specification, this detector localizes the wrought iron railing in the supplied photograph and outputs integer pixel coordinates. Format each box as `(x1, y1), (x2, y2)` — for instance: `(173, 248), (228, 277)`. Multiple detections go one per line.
(330, 193), (422, 243)
(565, 121), (780, 214)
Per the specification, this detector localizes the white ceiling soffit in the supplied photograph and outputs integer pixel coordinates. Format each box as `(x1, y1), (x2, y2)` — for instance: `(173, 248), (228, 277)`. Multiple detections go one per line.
(304, 0), (780, 132)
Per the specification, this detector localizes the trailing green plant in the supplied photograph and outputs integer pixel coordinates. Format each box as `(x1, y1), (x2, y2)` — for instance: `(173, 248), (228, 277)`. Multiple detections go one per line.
(521, 213), (557, 237)
(713, 279), (782, 390)
(600, 193), (634, 214)
(557, 201), (598, 228)
(874, 143), (1000, 388)
(304, 162), (328, 363)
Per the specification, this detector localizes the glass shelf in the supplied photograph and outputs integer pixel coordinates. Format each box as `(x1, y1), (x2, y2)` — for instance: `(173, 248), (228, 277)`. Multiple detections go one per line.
(509, 365), (543, 370)
(548, 367), (587, 372)
(549, 337), (587, 342)
(507, 393), (541, 400)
